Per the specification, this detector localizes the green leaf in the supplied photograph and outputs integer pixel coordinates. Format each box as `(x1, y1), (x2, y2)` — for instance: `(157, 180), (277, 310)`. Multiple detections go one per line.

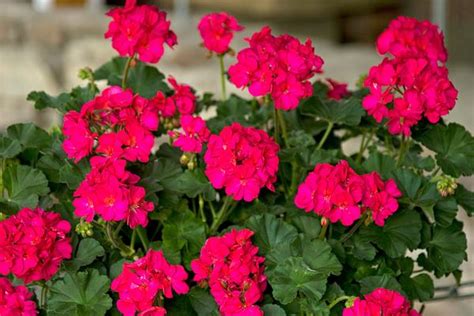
(363, 151), (396, 179)
(300, 96), (365, 126)
(359, 274), (402, 295)
(400, 273), (434, 302)
(416, 123), (474, 177)
(290, 214), (321, 240)
(3, 164), (50, 208)
(352, 235), (377, 261)
(359, 209), (422, 258)
(7, 123), (51, 150)
(71, 238), (105, 270)
(0, 136), (22, 158)
(393, 169), (440, 222)
(47, 269), (112, 316)
(207, 95), (252, 132)
(262, 304), (287, 315)
(268, 257), (327, 305)
(162, 207), (206, 267)
(188, 287), (219, 316)
(166, 169), (216, 201)
(36, 153), (63, 183)
(27, 90), (72, 113)
(94, 57), (169, 98)
(246, 213), (298, 266)
(418, 220), (467, 277)
(455, 184), (474, 216)
(434, 197), (458, 227)
(59, 161), (90, 190)
(302, 239), (342, 276)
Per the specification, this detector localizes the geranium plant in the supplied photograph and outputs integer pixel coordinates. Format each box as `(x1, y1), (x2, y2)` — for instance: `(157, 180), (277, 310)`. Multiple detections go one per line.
(1, 1), (473, 315)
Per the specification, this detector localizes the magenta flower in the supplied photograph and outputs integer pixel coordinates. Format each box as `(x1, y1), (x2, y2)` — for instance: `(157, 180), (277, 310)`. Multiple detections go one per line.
(0, 278), (37, 315)
(170, 115), (211, 153)
(326, 79), (350, 100)
(198, 12), (244, 54)
(105, 0), (177, 64)
(0, 208), (72, 284)
(229, 26), (323, 110)
(343, 288), (420, 316)
(191, 229), (266, 316)
(204, 123), (279, 202)
(111, 250), (189, 316)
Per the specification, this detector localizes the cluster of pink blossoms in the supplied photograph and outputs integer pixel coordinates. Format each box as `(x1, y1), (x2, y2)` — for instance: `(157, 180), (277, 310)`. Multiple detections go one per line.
(229, 26), (324, 110)
(63, 86), (158, 228)
(111, 250), (189, 316)
(363, 16), (457, 136)
(198, 12), (244, 54)
(169, 115), (210, 153)
(0, 208), (72, 284)
(191, 229), (267, 316)
(105, 0), (177, 64)
(326, 79), (350, 100)
(0, 278), (37, 316)
(343, 288), (420, 316)
(294, 161), (401, 226)
(204, 123), (279, 202)
(152, 77), (197, 119)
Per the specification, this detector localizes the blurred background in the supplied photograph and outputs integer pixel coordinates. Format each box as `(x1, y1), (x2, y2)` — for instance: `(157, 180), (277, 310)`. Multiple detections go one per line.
(0, 0), (473, 314)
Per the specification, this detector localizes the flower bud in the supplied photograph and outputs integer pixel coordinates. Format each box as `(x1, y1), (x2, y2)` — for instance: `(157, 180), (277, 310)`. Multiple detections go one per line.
(180, 153), (191, 166)
(436, 175), (458, 197)
(0, 212), (6, 221)
(78, 67), (94, 81)
(321, 217), (328, 227)
(187, 160), (196, 170)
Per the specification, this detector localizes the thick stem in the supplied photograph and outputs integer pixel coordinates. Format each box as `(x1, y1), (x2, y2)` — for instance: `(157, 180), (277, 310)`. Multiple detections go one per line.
(328, 296), (351, 310)
(277, 109), (289, 147)
(218, 54), (227, 100)
(319, 219), (329, 240)
(40, 282), (49, 309)
(341, 214), (367, 243)
(130, 229), (137, 250)
(121, 55), (135, 89)
(317, 122), (334, 150)
(397, 136), (410, 167)
(198, 195), (206, 224)
(136, 228), (149, 251)
(273, 106), (280, 143)
(210, 196), (235, 234)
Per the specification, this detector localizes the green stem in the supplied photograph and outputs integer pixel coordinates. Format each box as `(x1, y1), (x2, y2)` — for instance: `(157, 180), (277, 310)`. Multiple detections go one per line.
(317, 122), (334, 150)
(432, 166), (442, 177)
(289, 162), (300, 196)
(40, 283), (48, 309)
(276, 109), (289, 147)
(273, 106), (279, 143)
(218, 54), (227, 100)
(130, 229), (137, 250)
(210, 196), (235, 234)
(341, 214), (367, 243)
(114, 221), (125, 237)
(198, 195), (206, 224)
(0, 158), (4, 198)
(208, 200), (217, 220)
(328, 296), (351, 310)
(319, 219), (329, 240)
(136, 228), (149, 251)
(106, 222), (134, 256)
(397, 136), (410, 167)
(121, 55), (135, 89)
(356, 131), (367, 163)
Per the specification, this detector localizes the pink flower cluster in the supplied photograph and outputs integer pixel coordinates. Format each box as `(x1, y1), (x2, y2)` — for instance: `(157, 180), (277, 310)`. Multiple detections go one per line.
(204, 123), (279, 202)
(0, 278), (37, 316)
(112, 250), (189, 316)
(343, 288), (420, 316)
(191, 229), (267, 316)
(105, 0), (177, 64)
(169, 115), (210, 153)
(151, 77), (197, 118)
(229, 26), (324, 110)
(198, 12), (244, 54)
(63, 87), (158, 227)
(363, 16), (457, 136)
(0, 208), (72, 284)
(73, 157), (153, 228)
(326, 79), (350, 100)
(294, 161), (401, 226)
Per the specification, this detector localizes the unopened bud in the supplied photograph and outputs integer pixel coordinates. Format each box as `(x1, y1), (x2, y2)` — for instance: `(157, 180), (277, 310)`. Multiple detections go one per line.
(345, 296), (358, 308)
(321, 217), (328, 227)
(436, 175), (458, 197)
(0, 212), (6, 221)
(75, 220), (94, 238)
(78, 67), (94, 81)
(180, 153), (191, 166)
(187, 160), (196, 170)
